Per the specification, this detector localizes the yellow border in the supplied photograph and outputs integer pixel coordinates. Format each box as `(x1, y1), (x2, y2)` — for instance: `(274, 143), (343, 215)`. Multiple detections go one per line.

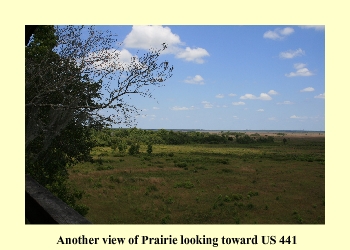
(2, 0), (346, 249)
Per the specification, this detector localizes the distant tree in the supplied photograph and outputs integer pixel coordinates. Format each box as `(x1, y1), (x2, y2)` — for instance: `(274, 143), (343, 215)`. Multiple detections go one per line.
(147, 144), (153, 155)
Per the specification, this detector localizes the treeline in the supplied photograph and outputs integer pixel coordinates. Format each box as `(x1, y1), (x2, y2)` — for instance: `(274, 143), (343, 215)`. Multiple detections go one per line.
(91, 128), (274, 147)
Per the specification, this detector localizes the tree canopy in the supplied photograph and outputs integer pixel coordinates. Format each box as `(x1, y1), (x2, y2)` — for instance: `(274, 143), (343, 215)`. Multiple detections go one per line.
(25, 25), (174, 214)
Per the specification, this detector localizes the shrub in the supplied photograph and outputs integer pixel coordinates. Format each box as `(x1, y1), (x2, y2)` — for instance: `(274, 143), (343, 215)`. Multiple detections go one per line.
(147, 144), (153, 155)
(128, 143), (140, 155)
(118, 141), (127, 153)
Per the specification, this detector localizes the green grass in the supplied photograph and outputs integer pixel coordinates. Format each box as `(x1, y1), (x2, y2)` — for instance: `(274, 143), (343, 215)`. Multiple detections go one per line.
(68, 136), (325, 224)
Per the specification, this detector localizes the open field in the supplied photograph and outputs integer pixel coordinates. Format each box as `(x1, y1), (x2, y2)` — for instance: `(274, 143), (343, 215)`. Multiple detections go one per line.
(68, 133), (325, 224)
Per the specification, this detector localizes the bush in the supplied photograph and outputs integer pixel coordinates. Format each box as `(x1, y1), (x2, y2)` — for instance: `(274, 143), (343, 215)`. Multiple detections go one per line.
(118, 141), (127, 153)
(128, 143), (140, 155)
(147, 144), (153, 155)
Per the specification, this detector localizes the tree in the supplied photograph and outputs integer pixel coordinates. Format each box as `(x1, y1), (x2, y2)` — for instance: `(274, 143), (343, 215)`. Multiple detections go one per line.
(25, 25), (173, 214)
(26, 25), (173, 159)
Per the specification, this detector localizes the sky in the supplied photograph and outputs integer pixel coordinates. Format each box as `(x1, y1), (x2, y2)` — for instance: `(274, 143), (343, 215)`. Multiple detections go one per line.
(93, 25), (325, 131)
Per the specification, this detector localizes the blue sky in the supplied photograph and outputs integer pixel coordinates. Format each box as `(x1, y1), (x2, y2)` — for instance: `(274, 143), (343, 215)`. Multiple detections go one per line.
(96, 25), (325, 131)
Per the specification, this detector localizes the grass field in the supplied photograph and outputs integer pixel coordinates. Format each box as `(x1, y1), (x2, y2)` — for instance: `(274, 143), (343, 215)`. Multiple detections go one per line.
(68, 134), (325, 224)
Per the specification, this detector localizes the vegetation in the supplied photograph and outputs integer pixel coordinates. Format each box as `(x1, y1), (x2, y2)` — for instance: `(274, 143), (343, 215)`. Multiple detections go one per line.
(68, 129), (325, 224)
(25, 26), (173, 216)
(90, 128), (277, 147)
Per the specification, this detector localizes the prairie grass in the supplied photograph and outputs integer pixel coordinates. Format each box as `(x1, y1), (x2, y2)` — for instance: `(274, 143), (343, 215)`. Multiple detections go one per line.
(68, 136), (325, 224)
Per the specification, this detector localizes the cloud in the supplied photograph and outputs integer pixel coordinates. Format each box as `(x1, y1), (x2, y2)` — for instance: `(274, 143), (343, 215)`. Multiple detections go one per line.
(240, 94), (256, 100)
(184, 75), (204, 84)
(300, 25), (325, 31)
(314, 93), (325, 99)
(232, 101), (245, 106)
(285, 63), (314, 77)
(228, 93), (237, 97)
(123, 25), (182, 52)
(215, 94), (224, 98)
(153, 107), (160, 110)
(141, 114), (156, 120)
(202, 101), (213, 108)
(263, 27), (294, 40)
(277, 101), (294, 105)
(268, 90), (278, 95)
(279, 48), (305, 59)
(290, 115), (307, 119)
(240, 93), (272, 100)
(171, 106), (195, 111)
(175, 47), (210, 64)
(83, 48), (141, 72)
(257, 109), (264, 112)
(259, 93), (272, 100)
(123, 25), (209, 64)
(300, 87), (315, 92)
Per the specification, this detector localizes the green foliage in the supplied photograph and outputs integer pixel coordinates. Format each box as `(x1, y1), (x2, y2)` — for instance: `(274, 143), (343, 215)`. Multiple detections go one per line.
(26, 25), (98, 189)
(118, 141), (127, 154)
(90, 128), (276, 147)
(128, 143), (140, 155)
(25, 25), (175, 219)
(45, 176), (89, 216)
(147, 144), (153, 155)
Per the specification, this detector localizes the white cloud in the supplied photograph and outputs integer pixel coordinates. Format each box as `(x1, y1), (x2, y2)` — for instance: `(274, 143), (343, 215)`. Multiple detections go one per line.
(202, 101), (213, 108)
(290, 115), (307, 119)
(285, 63), (314, 77)
(123, 25), (182, 52)
(280, 27), (295, 36)
(279, 48), (305, 59)
(123, 25), (209, 64)
(257, 109), (264, 112)
(184, 75), (204, 85)
(142, 114), (156, 120)
(268, 90), (278, 95)
(259, 93), (272, 100)
(232, 101), (245, 106)
(185, 75), (204, 84)
(300, 87), (315, 92)
(300, 25), (325, 31)
(240, 93), (272, 100)
(240, 94), (256, 100)
(175, 47), (210, 64)
(268, 117), (277, 120)
(171, 106), (195, 111)
(153, 107), (160, 110)
(233, 116), (239, 119)
(215, 94), (224, 98)
(277, 101), (294, 105)
(228, 93), (237, 97)
(263, 27), (294, 40)
(83, 48), (141, 72)
(314, 93), (325, 99)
